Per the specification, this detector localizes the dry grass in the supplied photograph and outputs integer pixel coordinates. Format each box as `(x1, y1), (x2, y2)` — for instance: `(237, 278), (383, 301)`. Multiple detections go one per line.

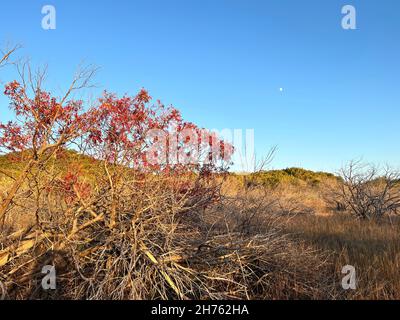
(283, 214), (400, 300)
(1, 163), (399, 300)
(221, 173), (400, 300)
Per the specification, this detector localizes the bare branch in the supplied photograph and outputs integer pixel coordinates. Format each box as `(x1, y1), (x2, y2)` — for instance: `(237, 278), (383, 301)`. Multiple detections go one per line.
(60, 63), (100, 105)
(0, 44), (21, 69)
(336, 160), (400, 219)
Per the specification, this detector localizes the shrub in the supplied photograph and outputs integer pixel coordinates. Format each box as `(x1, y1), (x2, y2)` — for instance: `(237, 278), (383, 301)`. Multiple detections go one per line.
(0, 63), (333, 300)
(336, 161), (400, 220)
(245, 168), (336, 189)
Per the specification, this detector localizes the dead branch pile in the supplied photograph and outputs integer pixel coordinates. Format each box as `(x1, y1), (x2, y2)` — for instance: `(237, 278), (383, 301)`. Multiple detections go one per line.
(0, 168), (335, 300)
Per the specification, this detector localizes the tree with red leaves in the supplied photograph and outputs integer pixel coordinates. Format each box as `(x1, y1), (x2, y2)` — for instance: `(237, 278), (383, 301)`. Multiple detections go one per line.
(0, 59), (240, 300)
(83, 90), (233, 171)
(79, 89), (233, 227)
(0, 63), (97, 223)
(0, 62), (233, 227)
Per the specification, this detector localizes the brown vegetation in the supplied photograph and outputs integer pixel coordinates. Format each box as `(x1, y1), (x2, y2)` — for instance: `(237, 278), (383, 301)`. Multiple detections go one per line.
(0, 155), (337, 300)
(1, 49), (399, 300)
(1, 156), (399, 300)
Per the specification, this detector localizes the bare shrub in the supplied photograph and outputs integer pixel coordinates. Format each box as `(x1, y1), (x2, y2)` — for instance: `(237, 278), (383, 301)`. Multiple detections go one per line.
(336, 160), (400, 220)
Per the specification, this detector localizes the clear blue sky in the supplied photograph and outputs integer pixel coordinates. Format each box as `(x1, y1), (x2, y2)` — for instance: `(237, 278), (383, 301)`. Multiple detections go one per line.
(1, 0), (399, 172)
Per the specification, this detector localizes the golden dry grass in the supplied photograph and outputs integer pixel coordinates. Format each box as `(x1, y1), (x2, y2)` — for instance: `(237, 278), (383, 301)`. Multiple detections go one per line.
(283, 214), (400, 300)
(218, 173), (400, 300)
